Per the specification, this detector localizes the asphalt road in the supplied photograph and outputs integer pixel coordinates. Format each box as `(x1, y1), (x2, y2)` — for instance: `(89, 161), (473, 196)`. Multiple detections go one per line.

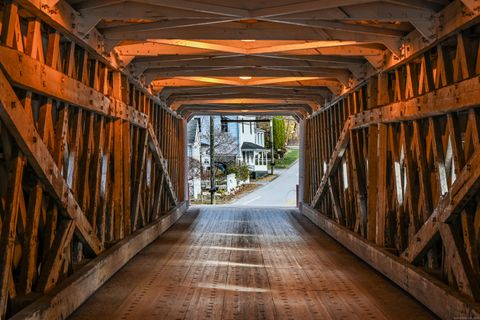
(231, 161), (299, 207)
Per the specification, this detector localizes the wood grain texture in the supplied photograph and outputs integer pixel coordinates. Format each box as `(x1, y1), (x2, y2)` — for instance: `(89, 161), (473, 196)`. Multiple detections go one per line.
(11, 202), (187, 320)
(69, 207), (433, 320)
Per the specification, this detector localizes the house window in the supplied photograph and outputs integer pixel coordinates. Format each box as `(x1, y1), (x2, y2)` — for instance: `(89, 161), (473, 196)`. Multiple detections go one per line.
(221, 121), (228, 132)
(242, 123), (244, 133)
(250, 122), (253, 134)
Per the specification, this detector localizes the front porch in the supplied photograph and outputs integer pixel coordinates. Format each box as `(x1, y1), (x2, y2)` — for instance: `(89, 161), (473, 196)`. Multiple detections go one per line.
(241, 142), (268, 178)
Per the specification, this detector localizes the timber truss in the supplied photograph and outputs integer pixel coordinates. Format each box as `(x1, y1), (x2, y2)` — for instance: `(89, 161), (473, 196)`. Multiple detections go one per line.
(19, 0), (476, 119)
(304, 19), (480, 318)
(0, 1), (185, 319)
(1, 0), (480, 319)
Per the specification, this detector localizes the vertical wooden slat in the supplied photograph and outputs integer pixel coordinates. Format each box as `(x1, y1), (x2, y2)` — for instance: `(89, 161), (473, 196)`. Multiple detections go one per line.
(0, 155), (24, 318)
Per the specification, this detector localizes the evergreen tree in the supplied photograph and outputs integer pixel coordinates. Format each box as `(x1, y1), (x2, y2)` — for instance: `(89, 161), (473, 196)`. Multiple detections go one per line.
(272, 116), (286, 150)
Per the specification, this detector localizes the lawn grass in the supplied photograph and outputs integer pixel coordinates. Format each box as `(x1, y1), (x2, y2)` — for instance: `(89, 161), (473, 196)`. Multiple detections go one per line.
(274, 149), (299, 168)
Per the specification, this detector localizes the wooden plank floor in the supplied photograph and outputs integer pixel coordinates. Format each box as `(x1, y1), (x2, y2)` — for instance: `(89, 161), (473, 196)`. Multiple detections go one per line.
(69, 207), (435, 320)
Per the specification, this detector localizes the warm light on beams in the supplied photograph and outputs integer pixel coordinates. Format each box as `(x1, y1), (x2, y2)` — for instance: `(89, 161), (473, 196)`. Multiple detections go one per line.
(239, 76), (252, 80)
(151, 76), (329, 88)
(145, 39), (362, 55)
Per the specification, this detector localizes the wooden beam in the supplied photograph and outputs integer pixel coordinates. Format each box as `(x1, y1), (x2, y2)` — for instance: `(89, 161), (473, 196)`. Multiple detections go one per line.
(104, 22), (391, 41)
(171, 98), (320, 111)
(0, 46), (148, 128)
(350, 75), (480, 128)
(16, 0), (106, 58)
(264, 19), (404, 37)
(77, 0), (249, 17)
(116, 42), (384, 57)
(147, 125), (178, 206)
(252, 0), (375, 18)
(0, 155), (24, 319)
(152, 77), (339, 88)
(301, 204), (480, 319)
(10, 202), (187, 320)
(311, 119), (351, 208)
(402, 145), (480, 264)
(133, 55), (363, 72)
(0, 67), (103, 255)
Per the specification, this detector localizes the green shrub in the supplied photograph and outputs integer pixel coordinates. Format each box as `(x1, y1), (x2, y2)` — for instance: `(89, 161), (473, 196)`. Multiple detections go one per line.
(227, 163), (250, 181)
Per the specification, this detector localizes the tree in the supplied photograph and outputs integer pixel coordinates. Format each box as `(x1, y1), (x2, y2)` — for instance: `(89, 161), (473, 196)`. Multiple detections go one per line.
(201, 128), (238, 178)
(284, 117), (299, 146)
(201, 128), (238, 156)
(188, 157), (201, 179)
(273, 116), (286, 151)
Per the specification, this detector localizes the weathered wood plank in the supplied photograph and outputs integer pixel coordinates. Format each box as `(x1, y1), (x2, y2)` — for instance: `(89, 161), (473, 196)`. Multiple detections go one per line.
(10, 202), (187, 320)
(402, 144), (480, 264)
(0, 67), (103, 255)
(0, 155), (24, 319)
(302, 204), (480, 319)
(366, 124), (378, 242)
(351, 75), (480, 129)
(311, 118), (351, 208)
(0, 46), (148, 128)
(147, 124), (178, 206)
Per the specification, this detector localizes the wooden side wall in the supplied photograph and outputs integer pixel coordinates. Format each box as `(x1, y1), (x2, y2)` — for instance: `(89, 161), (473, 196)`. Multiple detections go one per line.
(0, 2), (186, 318)
(303, 23), (480, 318)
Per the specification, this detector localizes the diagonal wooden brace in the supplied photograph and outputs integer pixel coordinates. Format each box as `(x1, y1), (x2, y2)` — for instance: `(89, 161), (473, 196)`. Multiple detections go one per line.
(147, 124), (178, 206)
(311, 118), (351, 208)
(0, 66), (103, 255)
(402, 145), (480, 264)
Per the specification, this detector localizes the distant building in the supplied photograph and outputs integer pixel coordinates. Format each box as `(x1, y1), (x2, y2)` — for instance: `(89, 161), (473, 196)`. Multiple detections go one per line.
(187, 118), (201, 161)
(189, 116), (268, 178)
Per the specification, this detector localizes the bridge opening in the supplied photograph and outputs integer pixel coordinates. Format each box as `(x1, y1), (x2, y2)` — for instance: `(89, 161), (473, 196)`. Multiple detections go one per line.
(187, 115), (300, 207)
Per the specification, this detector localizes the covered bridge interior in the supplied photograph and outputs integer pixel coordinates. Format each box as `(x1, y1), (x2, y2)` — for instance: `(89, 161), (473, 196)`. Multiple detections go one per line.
(0, 0), (480, 319)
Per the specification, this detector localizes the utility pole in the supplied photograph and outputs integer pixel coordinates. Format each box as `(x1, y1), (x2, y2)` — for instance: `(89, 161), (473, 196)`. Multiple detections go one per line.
(209, 116), (216, 204)
(270, 117), (275, 175)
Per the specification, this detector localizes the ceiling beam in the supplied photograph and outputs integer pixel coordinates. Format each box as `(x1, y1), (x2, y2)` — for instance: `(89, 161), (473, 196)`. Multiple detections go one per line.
(261, 19), (404, 37)
(143, 68), (352, 85)
(103, 22), (401, 47)
(461, 0), (480, 11)
(115, 41), (384, 57)
(251, 0), (376, 18)
(150, 77), (340, 88)
(132, 54), (365, 64)
(100, 18), (237, 34)
(77, 1), (435, 39)
(132, 55), (363, 73)
(158, 85), (333, 96)
(170, 98), (321, 111)
(166, 93), (324, 106)
(76, 0), (249, 17)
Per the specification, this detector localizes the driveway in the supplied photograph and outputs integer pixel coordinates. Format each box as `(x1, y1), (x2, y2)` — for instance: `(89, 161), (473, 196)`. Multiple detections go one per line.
(231, 161), (299, 206)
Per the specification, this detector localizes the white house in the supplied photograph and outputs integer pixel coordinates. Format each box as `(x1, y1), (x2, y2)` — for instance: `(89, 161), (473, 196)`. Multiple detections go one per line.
(191, 115), (268, 178)
(236, 117), (268, 177)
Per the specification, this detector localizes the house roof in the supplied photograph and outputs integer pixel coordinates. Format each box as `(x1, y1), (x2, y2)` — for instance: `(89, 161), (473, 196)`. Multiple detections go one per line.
(241, 142), (266, 151)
